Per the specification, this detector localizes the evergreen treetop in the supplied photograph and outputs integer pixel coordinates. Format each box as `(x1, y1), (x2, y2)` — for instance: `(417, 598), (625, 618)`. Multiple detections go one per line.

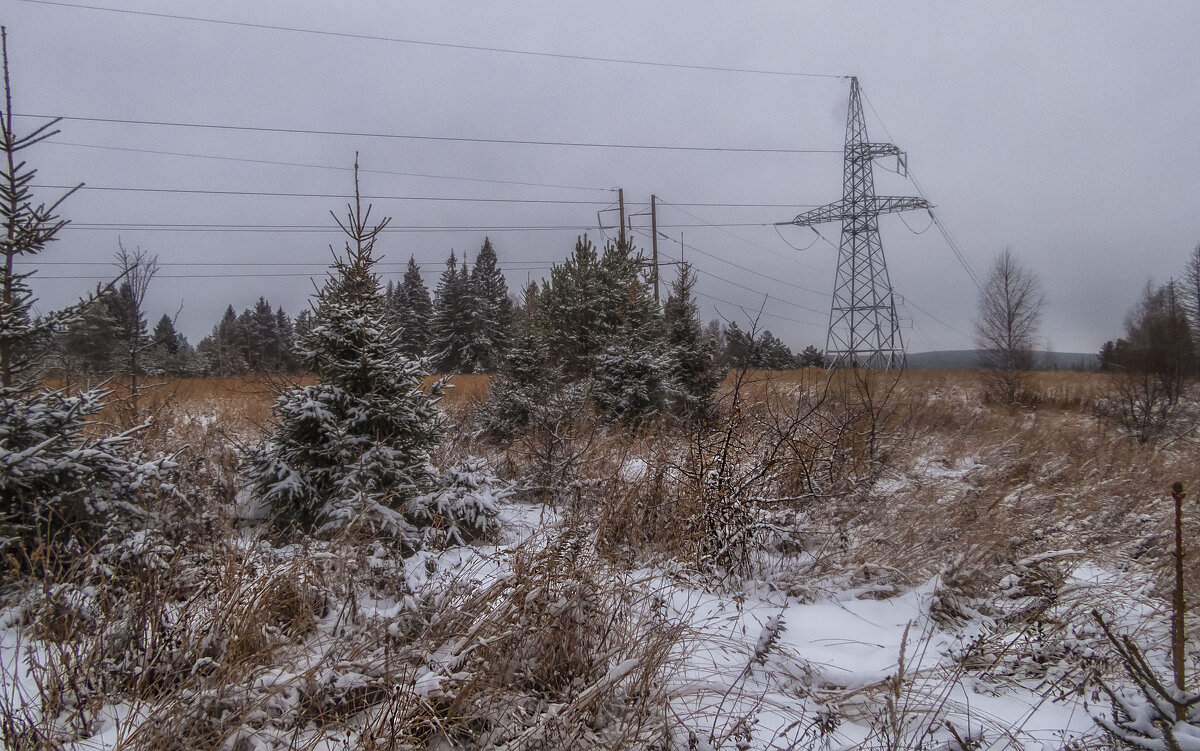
(247, 160), (443, 539)
(429, 250), (474, 373)
(468, 237), (513, 372)
(392, 255), (433, 359)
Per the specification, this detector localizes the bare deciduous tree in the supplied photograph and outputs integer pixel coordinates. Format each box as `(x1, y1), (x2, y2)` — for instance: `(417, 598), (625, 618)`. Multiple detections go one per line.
(1105, 280), (1195, 443)
(111, 243), (159, 425)
(975, 248), (1044, 405)
(1181, 243), (1200, 376)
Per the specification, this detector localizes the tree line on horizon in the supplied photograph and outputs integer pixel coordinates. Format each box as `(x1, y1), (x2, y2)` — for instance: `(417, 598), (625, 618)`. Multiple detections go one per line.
(38, 237), (825, 384)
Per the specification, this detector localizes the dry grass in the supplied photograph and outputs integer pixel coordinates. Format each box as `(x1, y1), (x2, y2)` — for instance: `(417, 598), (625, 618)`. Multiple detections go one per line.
(7, 365), (1197, 748)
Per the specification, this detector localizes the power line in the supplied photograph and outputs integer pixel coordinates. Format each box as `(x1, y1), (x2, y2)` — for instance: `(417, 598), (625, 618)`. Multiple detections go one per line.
(638, 231), (825, 316)
(34, 184), (613, 204)
(634, 227), (827, 313)
(15, 114), (843, 155)
(899, 296), (973, 341)
(18, 260), (556, 268)
(45, 140), (614, 193)
(57, 221), (784, 233)
(662, 199), (830, 276)
(33, 183), (820, 212)
(15, 0), (846, 80)
(693, 291), (822, 328)
(861, 89), (982, 290)
(27, 267), (559, 280)
(630, 226), (827, 299)
(60, 224), (596, 234)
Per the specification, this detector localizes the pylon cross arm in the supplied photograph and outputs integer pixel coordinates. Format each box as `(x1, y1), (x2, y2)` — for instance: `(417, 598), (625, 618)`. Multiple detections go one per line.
(783, 195), (932, 227)
(848, 142), (902, 160)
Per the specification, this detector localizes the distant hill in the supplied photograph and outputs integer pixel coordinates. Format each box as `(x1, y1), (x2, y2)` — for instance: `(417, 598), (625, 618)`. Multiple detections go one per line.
(904, 349), (1098, 371)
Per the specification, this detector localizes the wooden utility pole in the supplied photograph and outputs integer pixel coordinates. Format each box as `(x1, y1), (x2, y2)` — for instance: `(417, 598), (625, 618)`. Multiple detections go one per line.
(618, 187), (627, 247)
(651, 194), (659, 302)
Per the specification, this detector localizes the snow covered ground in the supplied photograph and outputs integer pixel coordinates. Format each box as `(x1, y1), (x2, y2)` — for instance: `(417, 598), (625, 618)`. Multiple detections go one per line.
(3, 377), (1197, 749)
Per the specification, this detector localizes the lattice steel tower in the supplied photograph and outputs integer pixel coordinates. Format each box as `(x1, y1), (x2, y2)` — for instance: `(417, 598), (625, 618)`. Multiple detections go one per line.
(782, 77), (930, 369)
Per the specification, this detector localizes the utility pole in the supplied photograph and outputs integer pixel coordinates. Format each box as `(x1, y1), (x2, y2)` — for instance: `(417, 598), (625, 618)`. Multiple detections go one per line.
(618, 187), (627, 248)
(651, 194), (660, 302)
(777, 77), (930, 370)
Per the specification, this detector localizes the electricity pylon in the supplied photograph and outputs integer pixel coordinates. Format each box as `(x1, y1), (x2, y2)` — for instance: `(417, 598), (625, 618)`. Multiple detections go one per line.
(781, 77), (930, 369)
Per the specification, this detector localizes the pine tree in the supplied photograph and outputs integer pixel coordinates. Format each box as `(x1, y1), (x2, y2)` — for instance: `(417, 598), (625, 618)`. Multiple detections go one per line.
(246, 162), (445, 541)
(662, 263), (720, 419)
(429, 250), (474, 373)
(392, 256), (433, 359)
(0, 29), (152, 558)
(467, 237), (513, 372)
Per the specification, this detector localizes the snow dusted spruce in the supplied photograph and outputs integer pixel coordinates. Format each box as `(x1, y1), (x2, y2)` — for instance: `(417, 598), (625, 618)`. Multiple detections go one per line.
(246, 162), (496, 545)
(482, 235), (721, 429)
(0, 34), (164, 559)
(428, 249), (473, 374)
(386, 255), (433, 359)
(466, 236), (513, 373)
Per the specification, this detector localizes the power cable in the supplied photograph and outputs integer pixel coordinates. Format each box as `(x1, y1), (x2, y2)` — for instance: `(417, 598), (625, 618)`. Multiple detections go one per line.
(18, 260), (556, 268)
(27, 266), (559, 280)
(34, 184), (611, 204)
(660, 200), (829, 275)
(631, 226), (827, 298)
(898, 209), (935, 235)
(33, 182), (819, 213)
(54, 221), (783, 233)
(14, 113), (843, 155)
(15, 0), (847, 80)
(632, 227), (825, 315)
(44, 140), (613, 193)
(772, 224), (820, 252)
(898, 296), (973, 342)
(693, 291), (822, 328)
(860, 89), (982, 289)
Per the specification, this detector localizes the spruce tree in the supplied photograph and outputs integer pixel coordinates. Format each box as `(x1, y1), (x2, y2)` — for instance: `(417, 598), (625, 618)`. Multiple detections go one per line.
(662, 263), (720, 419)
(0, 29), (150, 557)
(591, 238), (666, 422)
(751, 331), (796, 370)
(393, 256), (433, 359)
(467, 237), (513, 372)
(148, 314), (196, 376)
(248, 297), (279, 371)
(429, 250), (474, 373)
(152, 314), (180, 357)
(197, 305), (247, 376)
(723, 322), (754, 368)
(59, 297), (118, 379)
(539, 235), (606, 377)
(479, 281), (553, 435)
(798, 345), (825, 368)
(275, 305), (297, 373)
(246, 162), (442, 541)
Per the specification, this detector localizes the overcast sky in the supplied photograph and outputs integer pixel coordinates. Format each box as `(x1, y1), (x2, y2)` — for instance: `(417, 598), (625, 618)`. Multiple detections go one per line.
(5, 0), (1200, 355)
